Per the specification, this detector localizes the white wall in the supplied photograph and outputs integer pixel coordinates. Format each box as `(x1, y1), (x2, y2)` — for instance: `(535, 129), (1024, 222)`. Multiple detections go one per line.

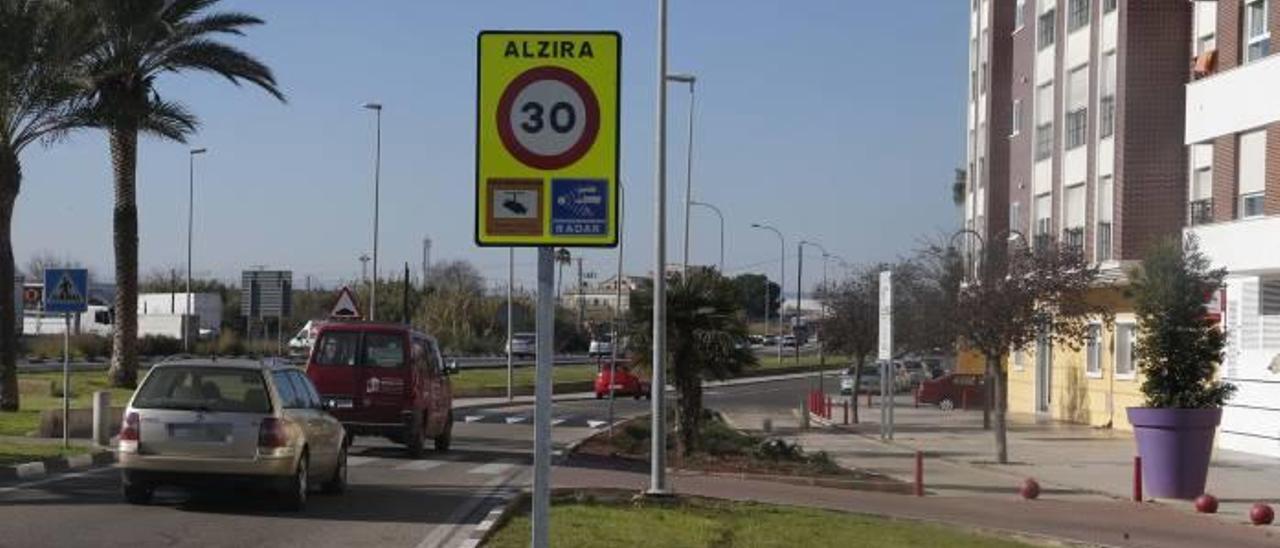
(1186, 54), (1280, 144)
(1189, 217), (1280, 276)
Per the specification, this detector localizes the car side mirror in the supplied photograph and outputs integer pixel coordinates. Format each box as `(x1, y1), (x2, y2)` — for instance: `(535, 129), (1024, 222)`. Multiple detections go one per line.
(446, 361), (460, 376)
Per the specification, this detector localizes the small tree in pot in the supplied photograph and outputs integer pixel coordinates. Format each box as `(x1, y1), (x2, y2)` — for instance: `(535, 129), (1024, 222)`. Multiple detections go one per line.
(1127, 237), (1235, 499)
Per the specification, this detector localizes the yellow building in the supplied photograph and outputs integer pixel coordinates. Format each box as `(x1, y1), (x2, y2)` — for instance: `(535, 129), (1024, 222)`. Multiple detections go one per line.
(1005, 287), (1147, 431)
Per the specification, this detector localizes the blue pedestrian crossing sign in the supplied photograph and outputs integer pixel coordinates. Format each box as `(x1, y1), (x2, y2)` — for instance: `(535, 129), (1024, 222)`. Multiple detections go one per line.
(43, 269), (88, 314)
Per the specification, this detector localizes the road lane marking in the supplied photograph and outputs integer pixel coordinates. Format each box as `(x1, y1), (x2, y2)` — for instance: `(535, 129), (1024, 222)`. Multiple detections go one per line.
(416, 468), (522, 548)
(395, 459), (447, 471)
(586, 420), (607, 429)
(467, 462), (515, 475)
(551, 418), (567, 426)
(346, 456), (377, 467)
(503, 416), (527, 424)
(14, 462), (46, 479)
(464, 415), (484, 423)
(0, 466), (114, 495)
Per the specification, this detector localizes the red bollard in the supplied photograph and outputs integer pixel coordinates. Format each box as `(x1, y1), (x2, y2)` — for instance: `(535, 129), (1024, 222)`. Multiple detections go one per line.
(826, 396), (833, 419)
(914, 451), (924, 497)
(1134, 456), (1145, 502)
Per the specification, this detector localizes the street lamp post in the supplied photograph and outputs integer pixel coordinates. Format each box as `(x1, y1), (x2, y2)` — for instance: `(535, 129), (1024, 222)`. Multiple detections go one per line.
(800, 240), (828, 390)
(185, 147), (207, 353)
(362, 102), (383, 322)
(650, 0), (671, 497)
(750, 224), (785, 366)
(689, 201), (723, 272)
(666, 73), (696, 274)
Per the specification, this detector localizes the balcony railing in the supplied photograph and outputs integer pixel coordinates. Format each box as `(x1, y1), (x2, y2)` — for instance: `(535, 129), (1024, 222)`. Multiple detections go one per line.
(1062, 227), (1085, 256)
(1189, 198), (1214, 226)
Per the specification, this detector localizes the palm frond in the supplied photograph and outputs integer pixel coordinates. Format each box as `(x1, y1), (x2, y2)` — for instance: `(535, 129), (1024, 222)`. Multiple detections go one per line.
(137, 97), (197, 141)
(157, 39), (284, 101)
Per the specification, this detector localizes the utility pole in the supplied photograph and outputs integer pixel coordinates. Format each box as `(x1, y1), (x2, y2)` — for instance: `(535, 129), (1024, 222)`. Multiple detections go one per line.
(576, 257), (585, 327)
(359, 254), (370, 284)
(362, 102), (383, 322)
(422, 237), (432, 289)
(795, 242), (803, 364)
(650, 0), (671, 497)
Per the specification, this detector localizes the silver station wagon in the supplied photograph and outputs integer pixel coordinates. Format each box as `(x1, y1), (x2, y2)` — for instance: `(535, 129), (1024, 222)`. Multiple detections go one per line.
(117, 359), (347, 510)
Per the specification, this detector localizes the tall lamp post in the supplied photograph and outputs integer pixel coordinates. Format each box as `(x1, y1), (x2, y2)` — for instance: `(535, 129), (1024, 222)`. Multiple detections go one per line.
(750, 223), (785, 366)
(690, 200), (723, 272)
(650, 0), (671, 497)
(362, 102), (383, 321)
(185, 147), (207, 352)
(800, 240), (828, 390)
(666, 73), (696, 274)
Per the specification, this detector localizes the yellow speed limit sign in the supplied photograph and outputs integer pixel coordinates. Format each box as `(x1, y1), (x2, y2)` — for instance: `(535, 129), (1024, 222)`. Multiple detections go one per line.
(475, 31), (620, 247)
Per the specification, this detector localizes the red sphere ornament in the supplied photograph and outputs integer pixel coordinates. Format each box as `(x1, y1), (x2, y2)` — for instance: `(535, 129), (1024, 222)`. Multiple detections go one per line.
(1194, 494), (1219, 514)
(1019, 478), (1041, 500)
(1250, 503), (1274, 526)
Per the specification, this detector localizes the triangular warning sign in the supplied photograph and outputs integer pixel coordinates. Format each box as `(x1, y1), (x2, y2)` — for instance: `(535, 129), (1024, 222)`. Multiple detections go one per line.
(53, 272), (83, 302)
(330, 286), (362, 319)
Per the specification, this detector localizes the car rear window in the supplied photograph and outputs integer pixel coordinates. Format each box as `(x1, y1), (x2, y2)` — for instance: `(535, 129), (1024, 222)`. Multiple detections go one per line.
(364, 333), (405, 368)
(314, 331), (360, 366)
(133, 366), (271, 413)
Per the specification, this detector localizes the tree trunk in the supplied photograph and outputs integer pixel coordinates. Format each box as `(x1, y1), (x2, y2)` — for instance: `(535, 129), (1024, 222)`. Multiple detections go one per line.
(989, 354), (1008, 464)
(982, 358), (993, 430)
(0, 148), (20, 411)
(676, 357), (702, 456)
(851, 354), (865, 424)
(108, 125), (140, 388)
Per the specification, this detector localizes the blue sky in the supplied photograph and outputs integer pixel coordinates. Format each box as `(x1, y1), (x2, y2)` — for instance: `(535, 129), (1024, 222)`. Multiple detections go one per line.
(14, 0), (968, 293)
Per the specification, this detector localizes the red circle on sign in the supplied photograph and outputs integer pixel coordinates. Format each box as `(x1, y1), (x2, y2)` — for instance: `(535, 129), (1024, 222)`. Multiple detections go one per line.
(496, 66), (601, 170)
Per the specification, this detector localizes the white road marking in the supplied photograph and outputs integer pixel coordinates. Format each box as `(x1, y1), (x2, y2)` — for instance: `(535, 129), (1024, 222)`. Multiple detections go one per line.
(551, 418), (567, 426)
(464, 415), (484, 423)
(14, 462), (46, 479)
(65, 454), (93, 469)
(346, 456), (376, 467)
(586, 420), (607, 429)
(395, 459), (446, 471)
(416, 469), (521, 548)
(467, 462), (514, 475)
(0, 465), (114, 495)
(504, 416), (527, 424)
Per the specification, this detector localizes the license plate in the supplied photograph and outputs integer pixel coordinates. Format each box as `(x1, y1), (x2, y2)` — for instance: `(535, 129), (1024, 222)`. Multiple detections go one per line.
(612, 384), (625, 390)
(168, 423), (231, 442)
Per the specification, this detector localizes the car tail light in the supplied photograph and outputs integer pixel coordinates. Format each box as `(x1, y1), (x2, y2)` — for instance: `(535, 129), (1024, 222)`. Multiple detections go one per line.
(258, 418), (288, 449)
(119, 412), (140, 442)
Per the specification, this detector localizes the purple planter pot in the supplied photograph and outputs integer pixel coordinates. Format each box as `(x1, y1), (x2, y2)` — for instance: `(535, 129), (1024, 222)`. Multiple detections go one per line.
(1127, 407), (1222, 500)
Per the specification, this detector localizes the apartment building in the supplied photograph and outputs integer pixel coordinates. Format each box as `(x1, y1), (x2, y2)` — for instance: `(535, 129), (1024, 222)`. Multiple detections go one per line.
(1183, 0), (1280, 459)
(966, 0), (1193, 429)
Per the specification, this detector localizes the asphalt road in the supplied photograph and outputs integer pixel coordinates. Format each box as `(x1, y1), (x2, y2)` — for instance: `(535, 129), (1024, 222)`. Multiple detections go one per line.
(0, 377), (797, 548)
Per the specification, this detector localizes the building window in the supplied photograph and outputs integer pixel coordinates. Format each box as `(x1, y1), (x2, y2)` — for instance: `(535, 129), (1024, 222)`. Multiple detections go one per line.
(1036, 124), (1054, 160)
(1013, 348), (1027, 371)
(1038, 10), (1056, 50)
(1064, 184), (1086, 254)
(1115, 323), (1136, 378)
(1103, 0), (1117, 14)
(1239, 129), (1267, 218)
(1065, 110), (1087, 149)
(1197, 33), (1217, 56)
(1098, 52), (1115, 138)
(1099, 96), (1115, 138)
(1068, 0), (1091, 32)
(980, 62), (988, 94)
(1096, 222), (1113, 261)
(1010, 201), (1022, 233)
(1242, 192), (1266, 218)
(1034, 193), (1053, 251)
(1086, 324), (1102, 377)
(1246, 0), (1271, 63)
(1190, 197), (1215, 225)
(1011, 99), (1023, 136)
(1016, 0), (1027, 30)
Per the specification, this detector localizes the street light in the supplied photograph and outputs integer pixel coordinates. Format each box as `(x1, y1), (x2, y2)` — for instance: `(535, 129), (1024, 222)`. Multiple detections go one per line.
(689, 200), (723, 272)
(750, 223), (785, 366)
(650, 0), (671, 499)
(362, 102), (383, 321)
(665, 72), (696, 273)
(185, 147), (207, 352)
(800, 240), (829, 390)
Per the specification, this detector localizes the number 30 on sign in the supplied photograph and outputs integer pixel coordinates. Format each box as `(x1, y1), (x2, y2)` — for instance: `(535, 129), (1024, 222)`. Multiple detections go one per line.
(475, 31), (620, 247)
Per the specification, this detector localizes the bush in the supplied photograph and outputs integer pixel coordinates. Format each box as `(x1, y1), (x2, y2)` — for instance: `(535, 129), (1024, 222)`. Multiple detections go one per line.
(137, 335), (182, 357)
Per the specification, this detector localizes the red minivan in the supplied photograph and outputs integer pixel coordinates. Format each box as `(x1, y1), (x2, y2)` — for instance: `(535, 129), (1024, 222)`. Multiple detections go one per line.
(306, 322), (454, 457)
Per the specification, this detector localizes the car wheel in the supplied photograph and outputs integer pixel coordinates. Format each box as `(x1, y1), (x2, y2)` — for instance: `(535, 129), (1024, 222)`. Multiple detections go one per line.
(405, 411), (426, 459)
(122, 479), (153, 505)
(321, 444), (347, 494)
(281, 454), (308, 511)
(434, 411), (453, 452)
(939, 398), (955, 412)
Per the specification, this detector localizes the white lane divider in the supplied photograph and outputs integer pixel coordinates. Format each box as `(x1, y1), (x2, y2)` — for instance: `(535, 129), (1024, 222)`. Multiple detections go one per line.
(417, 468), (523, 548)
(586, 420), (608, 429)
(395, 459), (447, 472)
(551, 418), (567, 426)
(467, 461), (515, 475)
(464, 415), (484, 423)
(503, 416), (527, 424)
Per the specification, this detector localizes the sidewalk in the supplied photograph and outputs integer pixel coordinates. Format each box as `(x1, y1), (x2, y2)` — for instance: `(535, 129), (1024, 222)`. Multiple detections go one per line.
(726, 395), (1280, 529)
(551, 462), (1279, 548)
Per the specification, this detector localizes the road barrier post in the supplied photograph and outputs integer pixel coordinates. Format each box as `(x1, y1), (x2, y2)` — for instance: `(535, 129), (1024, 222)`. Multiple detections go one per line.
(826, 396), (832, 419)
(914, 451), (924, 497)
(961, 391), (969, 410)
(92, 391), (111, 447)
(800, 399), (810, 430)
(1133, 456), (1143, 502)
(843, 399), (849, 425)
(866, 390), (872, 409)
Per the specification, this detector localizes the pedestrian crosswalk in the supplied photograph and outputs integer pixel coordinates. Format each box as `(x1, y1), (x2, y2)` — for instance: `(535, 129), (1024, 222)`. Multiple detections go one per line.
(455, 412), (618, 429)
(345, 451), (523, 477)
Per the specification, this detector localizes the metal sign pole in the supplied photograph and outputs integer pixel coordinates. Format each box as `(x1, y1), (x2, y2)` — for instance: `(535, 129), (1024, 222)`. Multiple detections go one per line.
(62, 312), (70, 449)
(650, 0), (671, 497)
(532, 247), (554, 548)
(507, 248), (515, 402)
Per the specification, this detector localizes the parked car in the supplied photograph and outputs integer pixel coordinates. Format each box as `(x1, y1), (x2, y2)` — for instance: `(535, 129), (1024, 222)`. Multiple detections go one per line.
(781, 335), (798, 348)
(761, 335), (779, 347)
(748, 335), (765, 346)
(839, 366), (883, 395)
(896, 360), (929, 389)
(594, 363), (650, 400)
(917, 373), (985, 411)
(306, 322), (456, 457)
(117, 359), (347, 510)
(506, 332), (536, 358)
(588, 334), (613, 357)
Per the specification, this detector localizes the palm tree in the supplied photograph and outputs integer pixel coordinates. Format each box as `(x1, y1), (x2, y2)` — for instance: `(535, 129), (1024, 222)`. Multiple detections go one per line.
(0, 0), (88, 410)
(628, 267), (756, 454)
(73, 0), (285, 387)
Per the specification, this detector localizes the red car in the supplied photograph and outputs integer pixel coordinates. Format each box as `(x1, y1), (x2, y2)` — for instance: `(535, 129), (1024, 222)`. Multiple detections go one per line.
(594, 363), (650, 400)
(917, 373), (985, 411)
(306, 322), (455, 457)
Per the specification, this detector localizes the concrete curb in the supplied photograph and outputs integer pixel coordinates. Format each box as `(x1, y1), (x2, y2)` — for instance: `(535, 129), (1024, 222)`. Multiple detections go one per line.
(0, 449), (115, 482)
(460, 490), (526, 548)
